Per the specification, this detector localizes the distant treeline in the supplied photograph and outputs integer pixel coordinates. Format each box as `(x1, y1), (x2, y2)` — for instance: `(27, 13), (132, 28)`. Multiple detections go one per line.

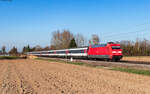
(0, 30), (100, 56)
(21, 30), (100, 53)
(119, 39), (150, 56)
(1, 30), (150, 56)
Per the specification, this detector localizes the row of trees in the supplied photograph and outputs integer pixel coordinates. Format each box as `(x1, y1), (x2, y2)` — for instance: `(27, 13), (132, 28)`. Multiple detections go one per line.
(50, 30), (100, 49)
(4, 29), (150, 56)
(0, 45), (50, 56)
(0, 46), (18, 56)
(1, 30), (100, 55)
(21, 30), (100, 52)
(22, 45), (50, 54)
(2, 30), (100, 55)
(119, 39), (150, 56)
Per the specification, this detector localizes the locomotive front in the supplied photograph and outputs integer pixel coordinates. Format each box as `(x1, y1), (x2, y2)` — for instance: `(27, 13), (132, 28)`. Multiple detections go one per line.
(108, 43), (123, 61)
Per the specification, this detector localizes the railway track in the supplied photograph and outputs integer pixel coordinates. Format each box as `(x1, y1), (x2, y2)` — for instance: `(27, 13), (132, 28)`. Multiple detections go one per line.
(39, 57), (150, 70)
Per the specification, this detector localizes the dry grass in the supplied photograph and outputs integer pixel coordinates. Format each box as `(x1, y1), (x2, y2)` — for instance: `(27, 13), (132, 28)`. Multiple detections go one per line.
(27, 55), (38, 59)
(122, 56), (150, 62)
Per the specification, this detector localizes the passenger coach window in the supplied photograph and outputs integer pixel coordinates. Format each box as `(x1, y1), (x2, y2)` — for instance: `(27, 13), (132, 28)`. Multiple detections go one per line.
(69, 50), (84, 53)
(112, 46), (120, 49)
(56, 51), (65, 54)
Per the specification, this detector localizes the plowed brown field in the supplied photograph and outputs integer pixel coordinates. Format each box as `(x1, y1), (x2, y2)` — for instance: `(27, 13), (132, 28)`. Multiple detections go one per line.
(0, 59), (150, 94)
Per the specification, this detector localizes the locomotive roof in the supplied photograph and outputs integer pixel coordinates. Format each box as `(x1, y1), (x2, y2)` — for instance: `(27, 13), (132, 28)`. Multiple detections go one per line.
(50, 47), (88, 52)
(91, 44), (107, 48)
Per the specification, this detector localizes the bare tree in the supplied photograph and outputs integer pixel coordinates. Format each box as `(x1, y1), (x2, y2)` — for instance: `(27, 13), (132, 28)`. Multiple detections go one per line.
(43, 46), (50, 50)
(75, 34), (86, 47)
(89, 34), (100, 45)
(51, 30), (73, 49)
(9, 46), (18, 56)
(119, 39), (150, 56)
(50, 45), (56, 50)
(92, 34), (100, 45)
(51, 30), (61, 49)
(61, 30), (73, 48)
(34, 45), (42, 51)
(1, 46), (6, 54)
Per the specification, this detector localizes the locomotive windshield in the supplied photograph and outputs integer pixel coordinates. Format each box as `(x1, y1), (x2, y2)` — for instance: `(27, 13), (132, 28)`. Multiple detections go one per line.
(111, 46), (120, 49)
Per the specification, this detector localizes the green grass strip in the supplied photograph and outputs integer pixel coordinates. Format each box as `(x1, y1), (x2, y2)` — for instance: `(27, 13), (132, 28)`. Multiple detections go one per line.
(37, 58), (150, 76)
(36, 58), (95, 67)
(0, 56), (20, 59)
(111, 67), (150, 76)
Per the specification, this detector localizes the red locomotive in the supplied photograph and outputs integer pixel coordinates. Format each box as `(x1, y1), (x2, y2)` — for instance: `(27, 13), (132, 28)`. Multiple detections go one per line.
(28, 42), (123, 61)
(88, 42), (122, 61)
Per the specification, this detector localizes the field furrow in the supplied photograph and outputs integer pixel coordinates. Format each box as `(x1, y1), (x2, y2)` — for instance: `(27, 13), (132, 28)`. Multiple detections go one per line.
(0, 59), (150, 94)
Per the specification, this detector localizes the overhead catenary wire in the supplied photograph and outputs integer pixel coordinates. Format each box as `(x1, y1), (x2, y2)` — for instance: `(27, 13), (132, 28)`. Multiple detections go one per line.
(102, 20), (150, 38)
(101, 28), (150, 41)
(103, 28), (150, 38)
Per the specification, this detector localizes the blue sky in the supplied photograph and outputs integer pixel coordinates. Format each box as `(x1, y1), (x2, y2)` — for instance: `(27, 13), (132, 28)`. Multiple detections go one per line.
(0, 0), (150, 51)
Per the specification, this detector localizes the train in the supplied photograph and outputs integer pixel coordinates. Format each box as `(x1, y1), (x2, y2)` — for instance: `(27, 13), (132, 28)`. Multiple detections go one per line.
(28, 42), (123, 61)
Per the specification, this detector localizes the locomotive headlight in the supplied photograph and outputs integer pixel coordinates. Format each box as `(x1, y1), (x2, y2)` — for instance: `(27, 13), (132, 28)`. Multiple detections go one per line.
(112, 51), (117, 53)
(118, 51), (122, 53)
